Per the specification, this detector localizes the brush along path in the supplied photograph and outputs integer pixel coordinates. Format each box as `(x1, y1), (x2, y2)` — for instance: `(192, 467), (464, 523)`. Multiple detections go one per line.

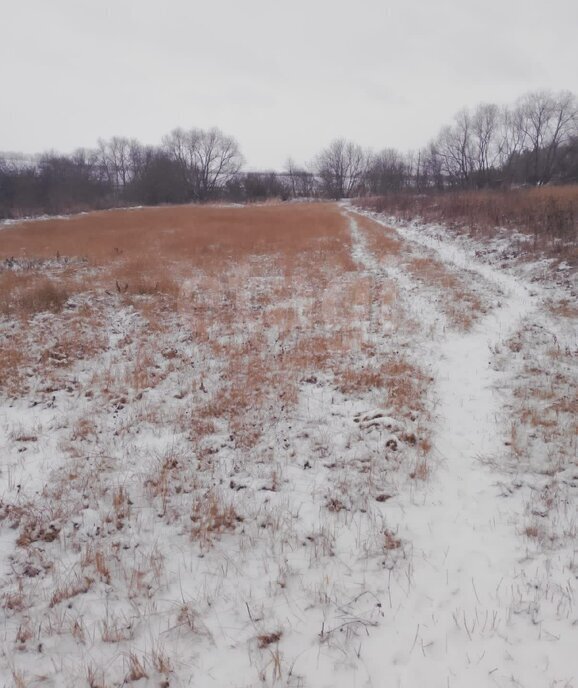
(347, 208), (577, 687)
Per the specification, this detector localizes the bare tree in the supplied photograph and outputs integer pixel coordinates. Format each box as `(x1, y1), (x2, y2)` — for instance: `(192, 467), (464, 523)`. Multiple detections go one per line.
(163, 127), (243, 200)
(558, 134), (578, 182)
(498, 105), (528, 183)
(470, 103), (502, 186)
(194, 128), (243, 200)
(515, 90), (578, 184)
(366, 148), (409, 193)
(432, 110), (474, 187)
(314, 139), (368, 198)
(96, 137), (141, 194)
(161, 128), (199, 197)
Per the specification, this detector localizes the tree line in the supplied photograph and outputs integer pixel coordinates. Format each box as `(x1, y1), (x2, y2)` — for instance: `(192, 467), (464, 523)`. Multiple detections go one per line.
(314, 90), (578, 197)
(1, 89), (577, 218)
(0, 128), (244, 218)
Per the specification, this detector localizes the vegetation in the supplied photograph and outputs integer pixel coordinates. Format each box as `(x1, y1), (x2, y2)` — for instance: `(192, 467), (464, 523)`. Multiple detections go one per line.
(358, 186), (578, 263)
(1, 89), (577, 219)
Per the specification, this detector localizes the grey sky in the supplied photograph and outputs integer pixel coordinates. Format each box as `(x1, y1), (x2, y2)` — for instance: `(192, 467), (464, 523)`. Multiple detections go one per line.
(2, 0), (577, 169)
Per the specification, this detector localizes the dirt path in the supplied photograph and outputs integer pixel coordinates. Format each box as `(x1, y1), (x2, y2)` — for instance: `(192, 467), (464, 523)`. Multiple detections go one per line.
(346, 209), (577, 688)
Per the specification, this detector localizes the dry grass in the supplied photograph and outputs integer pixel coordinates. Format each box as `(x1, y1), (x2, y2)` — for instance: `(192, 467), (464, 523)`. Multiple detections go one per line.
(350, 212), (487, 330)
(49, 578), (93, 608)
(358, 185), (578, 264)
(190, 493), (243, 543)
(499, 319), (577, 555)
(0, 201), (436, 686)
(406, 256), (484, 330)
(337, 355), (427, 418)
(0, 202), (355, 268)
(354, 214), (403, 256)
(0, 203), (355, 398)
(383, 529), (402, 550)
(126, 653), (148, 682)
(547, 298), (578, 319)
(523, 524), (542, 539)
(257, 631), (283, 648)
(0, 273), (71, 317)
(0, 304), (108, 397)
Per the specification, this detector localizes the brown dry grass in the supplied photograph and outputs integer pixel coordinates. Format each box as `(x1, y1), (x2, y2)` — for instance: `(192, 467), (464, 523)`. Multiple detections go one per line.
(0, 203), (354, 397)
(354, 214), (403, 256)
(337, 355), (427, 417)
(0, 303), (108, 397)
(0, 203), (354, 268)
(0, 202), (436, 685)
(547, 298), (578, 319)
(406, 256), (484, 330)
(351, 213), (485, 330)
(503, 321), (577, 483)
(0, 273), (71, 317)
(0, 202), (354, 327)
(358, 185), (578, 264)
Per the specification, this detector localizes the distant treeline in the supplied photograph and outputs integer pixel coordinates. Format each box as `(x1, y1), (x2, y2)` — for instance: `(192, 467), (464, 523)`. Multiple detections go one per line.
(1, 89), (577, 218)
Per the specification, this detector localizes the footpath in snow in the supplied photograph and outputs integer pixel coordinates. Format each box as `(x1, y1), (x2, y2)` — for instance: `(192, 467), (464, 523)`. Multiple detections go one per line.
(345, 208), (577, 688)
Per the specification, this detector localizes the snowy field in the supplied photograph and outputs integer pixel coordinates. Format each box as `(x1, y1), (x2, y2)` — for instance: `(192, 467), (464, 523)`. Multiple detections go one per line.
(0, 202), (576, 687)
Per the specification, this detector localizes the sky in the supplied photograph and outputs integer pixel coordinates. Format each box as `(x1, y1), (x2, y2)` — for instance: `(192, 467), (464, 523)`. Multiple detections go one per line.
(1, 0), (577, 170)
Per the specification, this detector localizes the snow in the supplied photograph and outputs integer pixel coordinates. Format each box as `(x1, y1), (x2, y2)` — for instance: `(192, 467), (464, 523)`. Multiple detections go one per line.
(0, 203), (576, 687)
(342, 208), (578, 686)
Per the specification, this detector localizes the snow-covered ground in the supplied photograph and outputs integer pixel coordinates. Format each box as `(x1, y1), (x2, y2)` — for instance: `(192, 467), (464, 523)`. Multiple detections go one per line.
(348, 207), (578, 687)
(0, 203), (576, 687)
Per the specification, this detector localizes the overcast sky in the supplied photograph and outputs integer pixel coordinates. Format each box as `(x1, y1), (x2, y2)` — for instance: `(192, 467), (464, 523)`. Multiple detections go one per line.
(2, 0), (577, 169)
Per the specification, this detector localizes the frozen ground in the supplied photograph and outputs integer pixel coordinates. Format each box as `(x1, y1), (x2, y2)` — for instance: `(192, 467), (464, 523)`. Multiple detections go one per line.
(0, 203), (576, 687)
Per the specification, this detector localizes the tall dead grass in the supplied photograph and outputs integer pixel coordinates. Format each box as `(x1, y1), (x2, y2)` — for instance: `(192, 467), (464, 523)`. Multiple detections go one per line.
(0, 272), (71, 317)
(358, 185), (578, 263)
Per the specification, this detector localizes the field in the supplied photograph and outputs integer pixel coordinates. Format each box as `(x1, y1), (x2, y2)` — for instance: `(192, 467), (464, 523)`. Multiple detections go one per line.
(0, 202), (577, 687)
